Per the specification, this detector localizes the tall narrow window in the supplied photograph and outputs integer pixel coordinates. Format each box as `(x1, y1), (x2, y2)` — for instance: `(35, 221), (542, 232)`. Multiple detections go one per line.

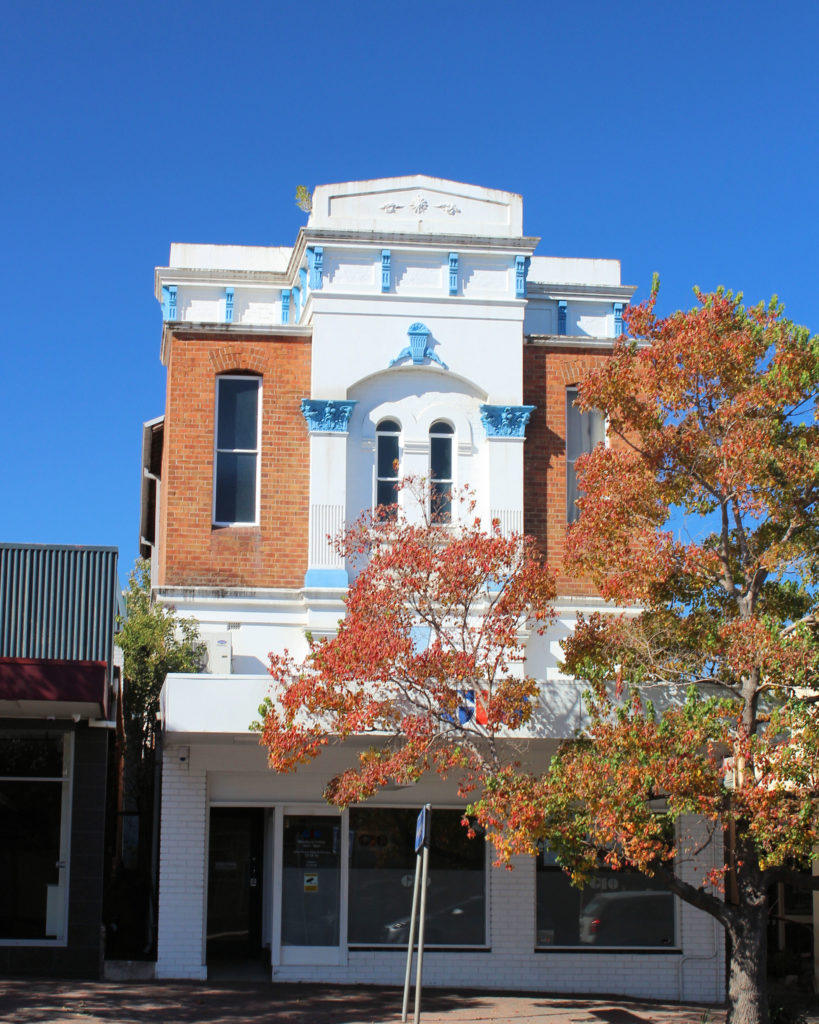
(429, 421), (454, 523)
(214, 375), (261, 525)
(566, 387), (605, 523)
(376, 419), (400, 518)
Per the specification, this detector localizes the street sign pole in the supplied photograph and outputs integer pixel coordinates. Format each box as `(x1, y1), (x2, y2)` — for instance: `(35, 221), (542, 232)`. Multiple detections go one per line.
(401, 804), (431, 1024)
(401, 850), (422, 1023)
(413, 839), (430, 1024)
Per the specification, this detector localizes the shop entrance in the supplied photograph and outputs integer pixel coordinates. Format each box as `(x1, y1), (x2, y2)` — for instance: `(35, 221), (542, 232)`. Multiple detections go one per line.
(206, 807), (265, 962)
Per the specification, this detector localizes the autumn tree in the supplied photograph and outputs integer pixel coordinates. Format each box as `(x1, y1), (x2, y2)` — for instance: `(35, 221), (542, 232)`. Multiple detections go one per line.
(470, 284), (819, 1024)
(259, 483), (555, 810)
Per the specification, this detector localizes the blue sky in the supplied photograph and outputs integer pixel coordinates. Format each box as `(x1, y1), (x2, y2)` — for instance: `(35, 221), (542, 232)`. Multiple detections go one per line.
(1, 0), (817, 578)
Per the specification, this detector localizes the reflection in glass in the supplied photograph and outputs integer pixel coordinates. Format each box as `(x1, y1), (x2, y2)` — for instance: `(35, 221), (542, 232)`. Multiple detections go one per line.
(566, 387), (605, 523)
(282, 815), (340, 947)
(348, 808), (485, 946)
(536, 846), (675, 947)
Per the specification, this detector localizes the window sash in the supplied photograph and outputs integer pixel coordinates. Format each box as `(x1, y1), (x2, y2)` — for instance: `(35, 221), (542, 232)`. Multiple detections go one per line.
(213, 376), (261, 525)
(566, 388), (605, 523)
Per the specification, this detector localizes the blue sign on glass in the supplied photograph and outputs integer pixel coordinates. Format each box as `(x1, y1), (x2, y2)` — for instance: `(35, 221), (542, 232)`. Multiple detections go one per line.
(415, 805), (430, 853)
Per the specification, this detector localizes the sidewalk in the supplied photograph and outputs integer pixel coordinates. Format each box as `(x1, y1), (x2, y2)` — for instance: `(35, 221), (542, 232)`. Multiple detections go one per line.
(0, 979), (726, 1024)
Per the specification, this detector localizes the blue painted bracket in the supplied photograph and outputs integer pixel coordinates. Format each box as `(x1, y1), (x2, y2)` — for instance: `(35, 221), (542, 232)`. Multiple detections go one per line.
(614, 302), (624, 337)
(161, 285), (178, 321)
(480, 404), (536, 437)
(515, 256), (530, 298)
(381, 250), (391, 292)
(557, 300), (567, 336)
(225, 287), (234, 323)
(300, 398), (358, 432)
(389, 322), (449, 369)
(449, 252), (459, 295)
(293, 285), (301, 321)
(307, 247), (324, 289)
(281, 289), (290, 324)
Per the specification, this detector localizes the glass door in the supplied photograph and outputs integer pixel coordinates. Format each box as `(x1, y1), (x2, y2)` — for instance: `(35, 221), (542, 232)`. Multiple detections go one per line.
(280, 813), (341, 964)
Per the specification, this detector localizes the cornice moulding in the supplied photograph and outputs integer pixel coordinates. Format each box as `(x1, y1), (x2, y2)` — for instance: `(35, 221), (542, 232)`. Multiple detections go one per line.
(301, 228), (540, 252)
(527, 283), (637, 300)
(524, 335), (619, 349)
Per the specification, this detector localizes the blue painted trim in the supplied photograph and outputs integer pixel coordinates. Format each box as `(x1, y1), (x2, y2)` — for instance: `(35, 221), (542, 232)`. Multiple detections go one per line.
(515, 256), (530, 298)
(300, 398), (358, 432)
(299, 266), (308, 301)
(293, 285), (301, 320)
(449, 252), (458, 295)
(161, 285), (178, 321)
(389, 322), (448, 369)
(304, 568), (348, 588)
(614, 302), (624, 337)
(381, 249), (391, 292)
(307, 246), (323, 289)
(281, 289), (290, 324)
(557, 300), (567, 336)
(225, 287), (234, 323)
(480, 404), (536, 437)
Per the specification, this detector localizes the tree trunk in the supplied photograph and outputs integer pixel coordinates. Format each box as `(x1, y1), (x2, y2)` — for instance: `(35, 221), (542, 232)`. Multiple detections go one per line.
(726, 906), (769, 1024)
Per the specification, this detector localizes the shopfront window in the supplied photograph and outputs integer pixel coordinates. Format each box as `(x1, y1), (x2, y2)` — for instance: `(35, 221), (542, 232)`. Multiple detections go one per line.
(0, 732), (71, 942)
(536, 845), (675, 948)
(348, 808), (485, 947)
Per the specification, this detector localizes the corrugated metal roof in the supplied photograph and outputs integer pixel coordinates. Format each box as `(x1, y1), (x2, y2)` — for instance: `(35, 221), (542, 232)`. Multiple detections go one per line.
(0, 544), (121, 663)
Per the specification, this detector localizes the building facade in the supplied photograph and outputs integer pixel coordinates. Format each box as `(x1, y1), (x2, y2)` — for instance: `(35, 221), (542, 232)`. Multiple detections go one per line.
(0, 543), (121, 977)
(144, 176), (725, 999)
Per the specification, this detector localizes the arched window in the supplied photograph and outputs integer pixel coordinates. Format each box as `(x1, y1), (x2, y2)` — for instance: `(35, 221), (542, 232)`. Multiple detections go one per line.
(213, 374), (261, 525)
(429, 421), (454, 523)
(566, 386), (605, 523)
(376, 419), (400, 518)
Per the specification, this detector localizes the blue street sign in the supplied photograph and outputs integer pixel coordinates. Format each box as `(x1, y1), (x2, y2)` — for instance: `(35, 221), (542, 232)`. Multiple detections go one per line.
(415, 805), (430, 853)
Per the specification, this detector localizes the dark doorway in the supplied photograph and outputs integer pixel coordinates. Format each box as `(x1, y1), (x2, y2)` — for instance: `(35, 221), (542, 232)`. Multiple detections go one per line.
(207, 808), (265, 962)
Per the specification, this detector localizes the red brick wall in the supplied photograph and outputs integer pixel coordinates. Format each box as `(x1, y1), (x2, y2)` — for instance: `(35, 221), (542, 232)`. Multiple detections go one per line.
(157, 333), (311, 588)
(523, 344), (613, 597)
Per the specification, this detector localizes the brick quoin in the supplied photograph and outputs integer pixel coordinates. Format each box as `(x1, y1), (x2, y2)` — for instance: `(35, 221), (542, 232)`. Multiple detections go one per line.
(523, 343), (615, 598)
(157, 331), (311, 588)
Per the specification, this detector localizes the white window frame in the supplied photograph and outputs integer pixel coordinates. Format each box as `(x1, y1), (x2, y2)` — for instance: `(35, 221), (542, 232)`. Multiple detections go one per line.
(374, 419), (401, 516)
(213, 374), (262, 527)
(428, 420), (455, 525)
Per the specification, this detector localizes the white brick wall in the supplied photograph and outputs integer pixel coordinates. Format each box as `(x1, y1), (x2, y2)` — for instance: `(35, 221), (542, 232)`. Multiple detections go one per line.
(154, 751), (725, 1002)
(155, 750), (208, 980)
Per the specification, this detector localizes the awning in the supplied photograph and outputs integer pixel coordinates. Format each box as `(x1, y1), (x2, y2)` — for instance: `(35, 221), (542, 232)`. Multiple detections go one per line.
(0, 658), (109, 719)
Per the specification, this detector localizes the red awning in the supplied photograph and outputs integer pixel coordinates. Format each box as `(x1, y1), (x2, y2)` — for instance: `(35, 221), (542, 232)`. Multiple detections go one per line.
(0, 658), (108, 717)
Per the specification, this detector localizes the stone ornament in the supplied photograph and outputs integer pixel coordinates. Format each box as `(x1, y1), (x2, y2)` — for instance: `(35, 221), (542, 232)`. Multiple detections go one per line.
(389, 322), (449, 370)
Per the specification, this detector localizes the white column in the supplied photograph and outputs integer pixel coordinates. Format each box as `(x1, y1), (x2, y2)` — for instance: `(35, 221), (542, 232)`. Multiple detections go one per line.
(156, 747), (208, 979)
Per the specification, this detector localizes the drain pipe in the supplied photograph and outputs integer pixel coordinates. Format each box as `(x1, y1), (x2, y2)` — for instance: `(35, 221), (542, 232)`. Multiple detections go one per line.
(678, 909), (721, 1002)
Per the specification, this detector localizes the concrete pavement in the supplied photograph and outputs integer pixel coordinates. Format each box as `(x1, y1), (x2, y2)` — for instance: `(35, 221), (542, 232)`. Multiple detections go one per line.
(0, 979), (726, 1024)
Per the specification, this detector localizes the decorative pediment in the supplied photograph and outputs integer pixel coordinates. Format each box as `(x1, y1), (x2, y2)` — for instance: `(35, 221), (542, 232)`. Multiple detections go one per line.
(308, 175), (523, 239)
